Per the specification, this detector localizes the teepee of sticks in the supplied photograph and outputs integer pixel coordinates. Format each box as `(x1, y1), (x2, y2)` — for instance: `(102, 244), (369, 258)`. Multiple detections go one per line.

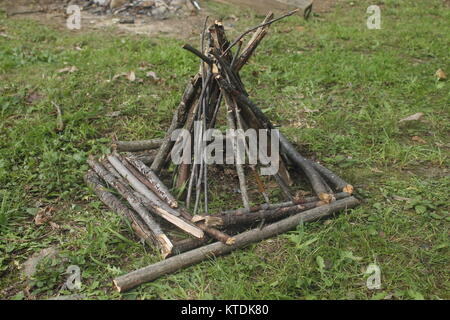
(85, 10), (359, 293)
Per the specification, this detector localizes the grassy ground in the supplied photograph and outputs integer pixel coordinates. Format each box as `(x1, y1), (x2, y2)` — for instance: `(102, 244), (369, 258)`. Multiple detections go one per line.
(0, 0), (449, 300)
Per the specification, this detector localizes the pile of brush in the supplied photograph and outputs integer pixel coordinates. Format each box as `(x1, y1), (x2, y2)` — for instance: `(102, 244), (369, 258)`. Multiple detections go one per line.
(85, 10), (360, 292)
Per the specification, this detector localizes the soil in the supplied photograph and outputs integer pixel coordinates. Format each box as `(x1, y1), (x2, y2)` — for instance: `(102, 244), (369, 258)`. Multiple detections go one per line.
(1, 0), (339, 38)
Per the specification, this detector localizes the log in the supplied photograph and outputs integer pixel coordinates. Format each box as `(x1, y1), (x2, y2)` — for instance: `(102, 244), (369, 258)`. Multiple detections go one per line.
(106, 155), (204, 239)
(218, 192), (351, 215)
(84, 170), (156, 248)
(123, 154), (178, 208)
(307, 160), (354, 194)
(87, 158), (173, 257)
(113, 139), (164, 152)
(130, 152), (156, 166)
(171, 238), (211, 256)
(194, 198), (342, 228)
(113, 196), (360, 292)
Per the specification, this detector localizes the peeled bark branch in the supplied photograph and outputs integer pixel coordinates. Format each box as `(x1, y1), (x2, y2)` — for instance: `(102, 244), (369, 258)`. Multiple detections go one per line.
(113, 196), (360, 292)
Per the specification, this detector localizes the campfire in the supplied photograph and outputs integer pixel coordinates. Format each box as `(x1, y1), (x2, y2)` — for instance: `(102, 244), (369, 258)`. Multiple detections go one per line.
(85, 10), (360, 292)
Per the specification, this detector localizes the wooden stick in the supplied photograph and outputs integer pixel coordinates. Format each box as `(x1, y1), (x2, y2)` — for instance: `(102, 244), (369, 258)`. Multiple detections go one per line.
(234, 12), (274, 72)
(112, 139), (164, 152)
(113, 196), (360, 292)
(87, 158), (173, 257)
(52, 101), (64, 132)
(151, 74), (202, 173)
(107, 155), (204, 239)
(124, 154), (178, 208)
(196, 191), (352, 228)
(307, 160), (354, 194)
(182, 44), (213, 65)
(219, 192), (351, 216)
(222, 9), (299, 57)
(178, 208), (235, 246)
(222, 89), (251, 210)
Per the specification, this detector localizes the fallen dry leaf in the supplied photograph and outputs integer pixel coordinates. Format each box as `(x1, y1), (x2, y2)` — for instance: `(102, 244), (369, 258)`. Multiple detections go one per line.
(112, 72), (127, 81)
(435, 68), (447, 81)
(34, 207), (55, 226)
(146, 71), (159, 81)
(303, 106), (319, 113)
(57, 66), (78, 74)
(392, 195), (412, 202)
(411, 136), (426, 144)
(126, 71), (136, 82)
(399, 112), (424, 123)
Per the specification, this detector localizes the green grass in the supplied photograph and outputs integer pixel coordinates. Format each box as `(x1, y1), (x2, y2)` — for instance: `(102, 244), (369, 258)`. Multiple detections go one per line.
(0, 0), (449, 300)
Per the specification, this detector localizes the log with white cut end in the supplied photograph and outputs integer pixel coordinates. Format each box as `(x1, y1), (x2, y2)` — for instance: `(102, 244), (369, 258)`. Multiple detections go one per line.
(113, 196), (360, 292)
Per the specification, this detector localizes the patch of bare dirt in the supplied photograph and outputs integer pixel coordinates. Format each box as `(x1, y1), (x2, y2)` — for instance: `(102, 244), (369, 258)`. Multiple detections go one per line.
(1, 0), (340, 39)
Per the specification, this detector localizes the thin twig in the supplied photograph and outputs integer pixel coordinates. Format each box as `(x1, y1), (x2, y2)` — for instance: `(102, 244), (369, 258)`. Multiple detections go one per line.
(222, 9), (299, 56)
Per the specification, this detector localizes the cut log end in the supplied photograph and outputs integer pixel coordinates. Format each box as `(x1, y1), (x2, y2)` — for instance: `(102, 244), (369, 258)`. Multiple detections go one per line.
(113, 279), (124, 293)
(343, 185), (354, 195)
(226, 237), (236, 246)
(169, 200), (179, 209)
(204, 216), (224, 228)
(318, 193), (333, 204)
(158, 234), (174, 259)
(191, 215), (205, 223)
